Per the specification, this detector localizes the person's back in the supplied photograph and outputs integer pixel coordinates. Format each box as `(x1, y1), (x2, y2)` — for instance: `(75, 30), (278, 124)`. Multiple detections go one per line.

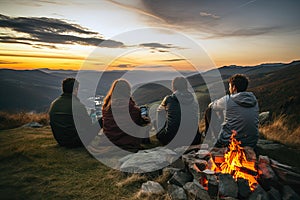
(156, 77), (201, 146)
(222, 91), (259, 147)
(102, 79), (150, 152)
(49, 78), (100, 148)
(209, 74), (259, 148)
(49, 93), (80, 147)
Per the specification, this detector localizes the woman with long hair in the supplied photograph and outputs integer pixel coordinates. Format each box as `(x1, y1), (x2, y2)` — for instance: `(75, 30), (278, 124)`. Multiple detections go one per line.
(102, 79), (150, 152)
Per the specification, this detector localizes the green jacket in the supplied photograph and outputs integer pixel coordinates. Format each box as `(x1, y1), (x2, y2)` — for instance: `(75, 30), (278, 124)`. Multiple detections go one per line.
(49, 93), (99, 147)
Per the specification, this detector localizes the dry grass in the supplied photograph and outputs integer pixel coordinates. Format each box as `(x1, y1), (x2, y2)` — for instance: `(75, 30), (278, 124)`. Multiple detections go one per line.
(0, 126), (176, 199)
(259, 115), (300, 148)
(0, 111), (49, 130)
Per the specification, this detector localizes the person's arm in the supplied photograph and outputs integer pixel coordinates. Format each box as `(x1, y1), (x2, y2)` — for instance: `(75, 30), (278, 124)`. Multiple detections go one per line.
(156, 96), (168, 132)
(129, 98), (151, 126)
(209, 95), (229, 111)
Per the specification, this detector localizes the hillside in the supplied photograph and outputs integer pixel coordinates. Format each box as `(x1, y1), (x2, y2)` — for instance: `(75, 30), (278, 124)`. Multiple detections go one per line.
(0, 126), (148, 199)
(0, 61), (299, 126)
(249, 64), (300, 127)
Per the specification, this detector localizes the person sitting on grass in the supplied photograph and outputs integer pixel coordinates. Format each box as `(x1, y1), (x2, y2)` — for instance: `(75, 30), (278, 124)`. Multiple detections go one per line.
(101, 79), (150, 153)
(156, 77), (201, 147)
(207, 74), (259, 148)
(49, 78), (102, 148)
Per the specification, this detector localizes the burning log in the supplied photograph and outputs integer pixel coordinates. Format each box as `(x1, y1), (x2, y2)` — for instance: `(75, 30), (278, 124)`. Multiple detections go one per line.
(219, 130), (259, 191)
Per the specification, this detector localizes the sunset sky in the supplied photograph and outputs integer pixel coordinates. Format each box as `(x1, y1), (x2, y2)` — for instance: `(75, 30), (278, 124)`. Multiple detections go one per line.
(0, 0), (299, 71)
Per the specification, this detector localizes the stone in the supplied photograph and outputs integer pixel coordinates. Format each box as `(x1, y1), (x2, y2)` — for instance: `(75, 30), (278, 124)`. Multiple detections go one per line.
(244, 146), (256, 161)
(194, 159), (208, 171)
(218, 174), (238, 198)
(208, 177), (219, 198)
(163, 167), (182, 176)
(259, 111), (270, 125)
(237, 178), (251, 199)
(248, 185), (269, 200)
(183, 182), (211, 200)
(281, 185), (300, 200)
(22, 122), (43, 128)
(195, 150), (211, 159)
(267, 186), (281, 200)
(168, 184), (187, 200)
(119, 147), (178, 173)
(141, 181), (165, 194)
(168, 171), (193, 187)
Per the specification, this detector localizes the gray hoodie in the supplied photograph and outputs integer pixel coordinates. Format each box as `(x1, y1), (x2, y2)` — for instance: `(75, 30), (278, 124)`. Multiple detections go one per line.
(211, 92), (259, 147)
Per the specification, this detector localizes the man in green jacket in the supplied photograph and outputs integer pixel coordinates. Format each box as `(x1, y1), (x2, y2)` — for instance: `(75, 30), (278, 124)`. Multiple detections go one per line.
(49, 78), (101, 148)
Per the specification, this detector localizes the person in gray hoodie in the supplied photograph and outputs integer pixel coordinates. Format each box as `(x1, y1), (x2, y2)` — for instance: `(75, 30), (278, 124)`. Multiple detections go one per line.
(156, 77), (201, 146)
(208, 74), (259, 148)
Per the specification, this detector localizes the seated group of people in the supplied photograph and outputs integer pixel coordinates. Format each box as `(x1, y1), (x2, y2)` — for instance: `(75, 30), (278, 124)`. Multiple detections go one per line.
(49, 74), (259, 152)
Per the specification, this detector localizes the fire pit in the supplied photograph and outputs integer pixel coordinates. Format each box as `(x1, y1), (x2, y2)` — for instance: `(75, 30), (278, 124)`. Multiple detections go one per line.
(180, 130), (300, 199)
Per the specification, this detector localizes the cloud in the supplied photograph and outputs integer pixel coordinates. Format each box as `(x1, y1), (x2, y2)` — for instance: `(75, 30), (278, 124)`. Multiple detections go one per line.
(139, 43), (173, 49)
(0, 14), (124, 48)
(0, 53), (84, 60)
(0, 60), (21, 64)
(139, 42), (182, 53)
(117, 64), (130, 68)
(160, 58), (186, 62)
(205, 26), (280, 39)
(200, 12), (220, 19)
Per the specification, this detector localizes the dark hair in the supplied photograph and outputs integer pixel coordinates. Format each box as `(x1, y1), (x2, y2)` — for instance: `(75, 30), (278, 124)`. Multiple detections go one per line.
(62, 78), (79, 94)
(172, 77), (188, 91)
(229, 74), (249, 92)
(102, 79), (131, 111)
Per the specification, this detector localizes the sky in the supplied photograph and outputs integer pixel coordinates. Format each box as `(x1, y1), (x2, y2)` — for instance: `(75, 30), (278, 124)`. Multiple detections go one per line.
(0, 0), (299, 71)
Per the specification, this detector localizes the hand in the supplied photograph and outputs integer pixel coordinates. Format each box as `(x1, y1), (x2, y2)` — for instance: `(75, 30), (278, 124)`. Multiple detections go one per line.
(141, 116), (151, 124)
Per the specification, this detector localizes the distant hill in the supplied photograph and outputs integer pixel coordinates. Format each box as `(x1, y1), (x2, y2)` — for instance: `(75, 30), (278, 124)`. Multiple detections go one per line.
(0, 61), (299, 127)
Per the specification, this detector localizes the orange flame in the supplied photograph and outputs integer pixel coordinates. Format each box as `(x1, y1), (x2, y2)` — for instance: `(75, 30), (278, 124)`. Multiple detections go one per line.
(219, 130), (258, 191)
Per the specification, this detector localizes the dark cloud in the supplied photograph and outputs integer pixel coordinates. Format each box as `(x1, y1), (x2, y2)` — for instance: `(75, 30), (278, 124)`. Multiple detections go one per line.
(139, 42), (182, 53)
(205, 26), (280, 39)
(139, 43), (173, 48)
(0, 60), (21, 64)
(160, 58), (186, 62)
(140, 0), (300, 38)
(0, 14), (124, 48)
(117, 64), (130, 68)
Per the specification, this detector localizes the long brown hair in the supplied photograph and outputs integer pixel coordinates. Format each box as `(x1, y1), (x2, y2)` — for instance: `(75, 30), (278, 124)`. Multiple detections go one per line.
(102, 79), (131, 111)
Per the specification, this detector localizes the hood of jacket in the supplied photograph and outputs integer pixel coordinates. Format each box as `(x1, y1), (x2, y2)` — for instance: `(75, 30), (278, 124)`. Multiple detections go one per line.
(173, 90), (195, 105)
(231, 92), (257, 107)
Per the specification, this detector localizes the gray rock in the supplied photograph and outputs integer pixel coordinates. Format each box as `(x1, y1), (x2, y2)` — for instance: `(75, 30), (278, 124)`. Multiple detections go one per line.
(259, 111), (270, 125)
(119, 147), (178, 173)
(258, 111), (270, 125)
(141, 181), (165, 194)
(168, 171), (193, 187)
(267, 186), (281, 200)
(281, 185), (300, 200)
(22, 122), (43, 128)
(219, 174), (238, 198)
(168, 184), (187, 200)
(248, 185), (269, 200)
(183, 182), (210, 200)
(237, 178), (251, 199)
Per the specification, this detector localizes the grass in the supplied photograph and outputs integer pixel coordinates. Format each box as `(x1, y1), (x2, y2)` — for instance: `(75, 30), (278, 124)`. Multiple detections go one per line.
(0, 126), (174, 200)
(259, 115), (300, 148)
(0, 111), (49, 130)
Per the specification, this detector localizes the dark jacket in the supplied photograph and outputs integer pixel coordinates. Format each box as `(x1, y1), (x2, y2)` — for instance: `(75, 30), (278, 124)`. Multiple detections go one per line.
(212, 92), (259, 147)
(156, 90), (201, 146)
(49, 93), (99, 147)
(102, 98), (148, 152)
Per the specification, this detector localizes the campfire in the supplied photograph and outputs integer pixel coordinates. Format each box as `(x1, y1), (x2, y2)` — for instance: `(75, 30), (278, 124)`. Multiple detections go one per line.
(192, 130), (259, 195)
(217, 131), (258, 190)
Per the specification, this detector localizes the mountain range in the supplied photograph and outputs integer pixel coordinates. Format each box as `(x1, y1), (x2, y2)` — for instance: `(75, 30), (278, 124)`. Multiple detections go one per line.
(0, 61), (299, 125)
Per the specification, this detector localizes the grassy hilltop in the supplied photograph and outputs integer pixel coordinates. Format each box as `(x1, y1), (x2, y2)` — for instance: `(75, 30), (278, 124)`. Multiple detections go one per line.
(0, 126), (171, 200)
